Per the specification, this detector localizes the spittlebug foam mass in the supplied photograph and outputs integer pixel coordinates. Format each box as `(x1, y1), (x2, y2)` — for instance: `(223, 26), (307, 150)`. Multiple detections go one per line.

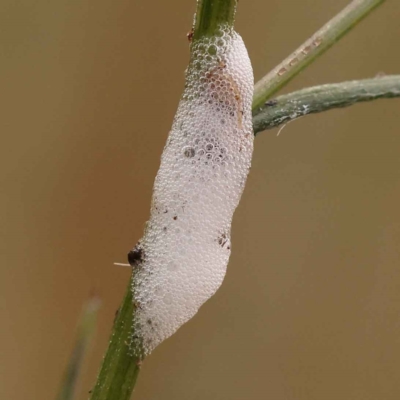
(131, 26), (254, 355)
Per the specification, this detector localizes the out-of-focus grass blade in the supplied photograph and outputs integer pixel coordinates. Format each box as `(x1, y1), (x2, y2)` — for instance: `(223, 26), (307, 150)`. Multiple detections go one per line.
(56, 295), (102, 400)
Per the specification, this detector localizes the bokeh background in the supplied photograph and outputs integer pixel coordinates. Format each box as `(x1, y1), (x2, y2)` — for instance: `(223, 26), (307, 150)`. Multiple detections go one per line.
(1, 0), (400, 399)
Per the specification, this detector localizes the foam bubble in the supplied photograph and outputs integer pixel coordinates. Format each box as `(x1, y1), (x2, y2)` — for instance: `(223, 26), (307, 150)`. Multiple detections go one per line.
(131, 26), (254, 355)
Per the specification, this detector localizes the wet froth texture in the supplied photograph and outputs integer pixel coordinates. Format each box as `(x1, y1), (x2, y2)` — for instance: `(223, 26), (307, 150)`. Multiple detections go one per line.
(131, 27), (254, 355)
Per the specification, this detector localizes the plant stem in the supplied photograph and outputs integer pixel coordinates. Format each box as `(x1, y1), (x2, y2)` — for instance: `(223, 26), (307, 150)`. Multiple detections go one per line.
(252, 0), (386, 113)
(57, 296), (101, 400)
(253, 75), (400, 134)
(89, 282), (140, 400)
(89, 3), (239, 400)
(193, 0), (237, 40)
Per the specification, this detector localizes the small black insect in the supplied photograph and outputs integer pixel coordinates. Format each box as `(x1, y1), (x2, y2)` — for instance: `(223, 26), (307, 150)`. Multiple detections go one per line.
(265, 99), (278, 107)
(128, 244), (144, 267)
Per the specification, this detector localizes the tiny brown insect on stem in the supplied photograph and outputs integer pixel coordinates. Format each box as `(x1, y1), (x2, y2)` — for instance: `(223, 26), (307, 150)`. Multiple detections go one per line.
(187, 28), (194, 42)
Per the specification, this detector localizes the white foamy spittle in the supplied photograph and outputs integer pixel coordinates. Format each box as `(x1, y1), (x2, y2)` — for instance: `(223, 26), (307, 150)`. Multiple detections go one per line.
(131, 27), (254, 355)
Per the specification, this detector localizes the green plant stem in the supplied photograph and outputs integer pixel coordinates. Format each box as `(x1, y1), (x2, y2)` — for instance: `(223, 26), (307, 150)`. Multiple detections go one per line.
(57, 296), (101, 400)
(253, 75), (400, 134)
(252, 0), (386, 113)
(193, 0), (237, 40)
(89, 3), (239, 400)
(89, 282), (140, 400)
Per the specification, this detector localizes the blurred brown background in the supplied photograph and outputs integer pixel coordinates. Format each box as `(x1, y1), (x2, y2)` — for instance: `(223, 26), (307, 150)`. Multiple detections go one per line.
(1, 0), (400, 399)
